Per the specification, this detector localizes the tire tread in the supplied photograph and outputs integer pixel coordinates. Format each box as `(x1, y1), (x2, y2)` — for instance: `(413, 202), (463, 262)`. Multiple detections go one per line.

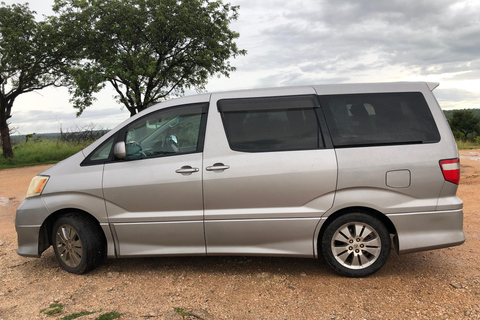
(321, 212), (391, 278)
(52, 213), (107, 274)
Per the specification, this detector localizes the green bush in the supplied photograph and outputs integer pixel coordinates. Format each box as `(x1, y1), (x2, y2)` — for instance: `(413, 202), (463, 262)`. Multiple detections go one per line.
(456, 139), (480, 150)
(0, 140), (92, 169)
(448, 109), (480, 142)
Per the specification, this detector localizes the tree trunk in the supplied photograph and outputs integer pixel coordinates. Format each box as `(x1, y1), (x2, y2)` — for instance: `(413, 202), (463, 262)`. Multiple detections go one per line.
(0, 108), (14, 158)
(128, 106), (137, 117)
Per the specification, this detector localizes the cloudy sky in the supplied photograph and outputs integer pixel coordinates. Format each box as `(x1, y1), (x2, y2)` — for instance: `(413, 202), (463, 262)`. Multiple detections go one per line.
(3, 0), (480, 134)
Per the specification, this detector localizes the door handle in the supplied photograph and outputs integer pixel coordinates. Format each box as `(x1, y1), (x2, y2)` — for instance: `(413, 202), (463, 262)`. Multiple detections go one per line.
(206, 163), (230, 172)
(175, 166), (199, 174)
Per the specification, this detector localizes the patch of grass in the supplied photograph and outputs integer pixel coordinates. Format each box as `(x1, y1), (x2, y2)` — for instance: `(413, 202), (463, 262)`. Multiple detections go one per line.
(173, 307), (190, 317)
(96, 311), (123, 320)
(0, 140), (92, 169)
(40, 303), (123, 320)
(61, 310), (97, 320)
(39, 303), (121, 320)
(456, 140), (480, 150)
(40, 303), (64, 316)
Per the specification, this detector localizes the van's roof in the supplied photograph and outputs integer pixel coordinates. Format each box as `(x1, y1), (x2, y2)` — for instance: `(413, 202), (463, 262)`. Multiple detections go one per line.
(203, 81), (439, 97)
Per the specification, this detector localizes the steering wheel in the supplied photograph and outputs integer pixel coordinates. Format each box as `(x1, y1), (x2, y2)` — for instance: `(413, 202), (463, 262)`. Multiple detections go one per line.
(126, 141), (147, 159)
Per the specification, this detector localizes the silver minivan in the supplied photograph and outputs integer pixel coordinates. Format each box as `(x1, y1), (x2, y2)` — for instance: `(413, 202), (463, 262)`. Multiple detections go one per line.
(15, 82), (465, 277)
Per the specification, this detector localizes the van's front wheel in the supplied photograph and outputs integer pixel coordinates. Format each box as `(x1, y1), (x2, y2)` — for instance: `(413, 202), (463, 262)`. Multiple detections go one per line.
(52, 214), (106, 274)
(321, 213), (391, 277)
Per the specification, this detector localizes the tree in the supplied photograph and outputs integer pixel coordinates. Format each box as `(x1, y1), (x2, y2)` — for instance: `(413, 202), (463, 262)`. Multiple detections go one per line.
(53, 0), (247, 117)
(448, 110), (480, 141)
(0, 2), (72, 158)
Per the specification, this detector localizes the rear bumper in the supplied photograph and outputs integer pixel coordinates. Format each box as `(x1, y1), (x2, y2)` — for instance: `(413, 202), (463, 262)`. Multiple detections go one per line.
(388, 209), (465, 254)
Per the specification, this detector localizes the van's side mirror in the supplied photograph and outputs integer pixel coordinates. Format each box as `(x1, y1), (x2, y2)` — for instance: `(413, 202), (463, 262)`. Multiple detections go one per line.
(114, 141), (126, 159)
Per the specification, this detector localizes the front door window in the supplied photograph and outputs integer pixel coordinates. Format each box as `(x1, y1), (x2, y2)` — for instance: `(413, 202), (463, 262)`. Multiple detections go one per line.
(124, 104), (206, 160)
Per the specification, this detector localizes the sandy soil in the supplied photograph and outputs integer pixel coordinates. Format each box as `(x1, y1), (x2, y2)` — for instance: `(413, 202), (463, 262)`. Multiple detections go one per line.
(0, 152), (479, 320)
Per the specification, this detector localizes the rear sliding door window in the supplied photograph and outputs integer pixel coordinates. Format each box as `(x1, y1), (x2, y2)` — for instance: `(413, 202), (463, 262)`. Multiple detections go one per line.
(218, 95), (323, 152)
(318, 92), (440, 147)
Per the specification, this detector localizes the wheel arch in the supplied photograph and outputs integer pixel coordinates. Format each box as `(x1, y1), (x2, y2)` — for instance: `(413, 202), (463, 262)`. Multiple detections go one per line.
(317, 206), (398, 257)
(38, 209), (106, 255)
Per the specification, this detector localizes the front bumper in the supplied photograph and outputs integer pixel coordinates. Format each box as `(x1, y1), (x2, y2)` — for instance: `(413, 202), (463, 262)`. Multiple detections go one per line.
(15, 197), (50, 258)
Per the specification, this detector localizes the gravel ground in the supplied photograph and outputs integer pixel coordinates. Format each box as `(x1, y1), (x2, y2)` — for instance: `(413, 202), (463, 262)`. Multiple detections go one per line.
(1, 151), (479, 320)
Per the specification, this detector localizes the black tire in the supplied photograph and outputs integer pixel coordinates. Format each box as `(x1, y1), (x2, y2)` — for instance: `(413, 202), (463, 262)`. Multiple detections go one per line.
(52, 213), (107, 274)
(321, 212), (391, 277)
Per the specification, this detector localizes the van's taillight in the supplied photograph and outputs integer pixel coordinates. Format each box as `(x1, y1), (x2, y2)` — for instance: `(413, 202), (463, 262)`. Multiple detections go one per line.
(439, 159), (460, 184)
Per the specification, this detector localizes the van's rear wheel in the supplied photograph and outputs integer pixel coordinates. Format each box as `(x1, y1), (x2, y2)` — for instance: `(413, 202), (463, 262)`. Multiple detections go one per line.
(321, 212), (390, 277)
(52, 214), (106, 274)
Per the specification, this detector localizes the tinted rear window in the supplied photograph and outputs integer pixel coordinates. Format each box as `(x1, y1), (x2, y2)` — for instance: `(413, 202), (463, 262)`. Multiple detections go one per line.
(319, 92), (440, 147)
(218, 96), (323, 152)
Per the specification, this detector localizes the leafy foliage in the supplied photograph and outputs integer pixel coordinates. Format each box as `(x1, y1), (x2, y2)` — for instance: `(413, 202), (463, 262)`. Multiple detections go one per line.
(0, 2), (73, 158)
(447, 109), (480, 141)
(53, 0), (246, 117)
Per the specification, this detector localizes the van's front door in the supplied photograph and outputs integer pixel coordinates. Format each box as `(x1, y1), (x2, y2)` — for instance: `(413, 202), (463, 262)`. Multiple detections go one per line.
(102, 103), (208, 257)
(202, 90), (338, 257)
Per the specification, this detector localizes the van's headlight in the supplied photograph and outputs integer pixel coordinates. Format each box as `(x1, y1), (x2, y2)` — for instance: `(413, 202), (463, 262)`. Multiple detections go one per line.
(26, 176), (50, 198)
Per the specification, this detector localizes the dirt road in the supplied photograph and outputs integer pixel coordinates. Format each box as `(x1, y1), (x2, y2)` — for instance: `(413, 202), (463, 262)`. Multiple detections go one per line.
(1, 153), (479, 319)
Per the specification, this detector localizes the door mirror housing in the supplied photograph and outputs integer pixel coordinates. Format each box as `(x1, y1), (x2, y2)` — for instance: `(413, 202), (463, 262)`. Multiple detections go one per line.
(114, 141), (126, 159)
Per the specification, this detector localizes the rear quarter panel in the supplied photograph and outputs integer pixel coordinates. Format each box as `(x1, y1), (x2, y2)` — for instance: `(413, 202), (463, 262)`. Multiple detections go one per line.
(314, 82), (460, 216)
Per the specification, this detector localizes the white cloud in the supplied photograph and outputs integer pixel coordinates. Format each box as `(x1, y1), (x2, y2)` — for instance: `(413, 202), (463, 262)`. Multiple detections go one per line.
(212, 0), (480, 106)
(435, 88), (480, 109)
(3, 0), (480, 133)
